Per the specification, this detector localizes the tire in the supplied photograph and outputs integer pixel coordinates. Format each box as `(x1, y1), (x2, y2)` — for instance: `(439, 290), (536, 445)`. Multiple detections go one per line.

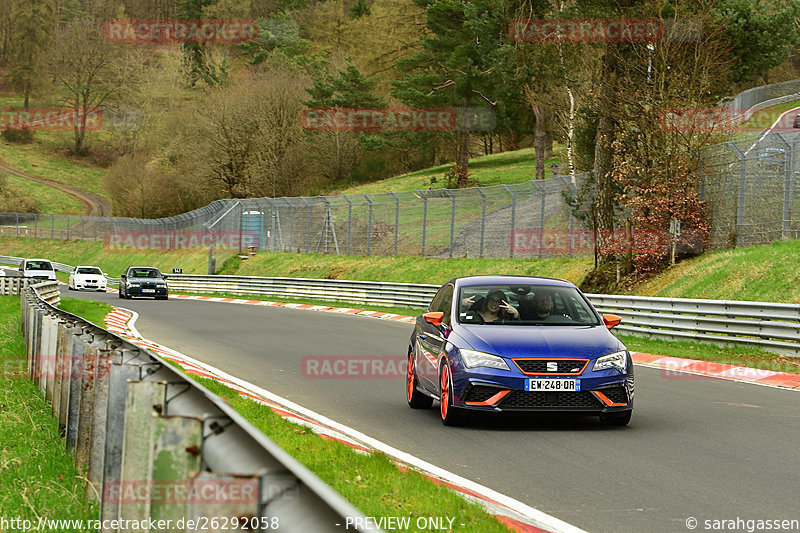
(600, 410), (632, 426)
(407, 352), (433, 409)
(118, 288), (124, 299)
(439, 362), (463, 426)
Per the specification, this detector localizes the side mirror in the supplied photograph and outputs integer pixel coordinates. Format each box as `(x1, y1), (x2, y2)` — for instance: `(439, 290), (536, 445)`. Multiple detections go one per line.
(603, 313), (621, 329)
(120, 273), (126, 279)
(162, 274), (169, 280)
(423, 311), (444, 327)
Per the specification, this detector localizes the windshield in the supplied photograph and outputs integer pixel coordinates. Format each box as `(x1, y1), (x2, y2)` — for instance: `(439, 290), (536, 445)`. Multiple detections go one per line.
(26, 261), (53, 270)
(130, 268), (161, 278)
(76, 267), (102, 275)
(457, 284), (600, 326)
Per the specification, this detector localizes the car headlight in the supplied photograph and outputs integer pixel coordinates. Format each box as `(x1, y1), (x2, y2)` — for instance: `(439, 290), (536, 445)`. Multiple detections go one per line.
(127, 281), (140, 287)
(157, 283), (166, 288)
(593, 351), (628, 372)
(459, 349), (510, 371)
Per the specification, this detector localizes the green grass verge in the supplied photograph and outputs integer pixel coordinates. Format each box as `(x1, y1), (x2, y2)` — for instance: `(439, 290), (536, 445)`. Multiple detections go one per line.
(58, 297), (114, 328)
(0, 296), (99, 524)
(3, 170), (84, 214)
(630, 239), (800, 303)
(0, 236), (237, 279)
(166, 370), (512, 532)
(0, 101), (110, 200)
(336, 146), (568, 195)
(233, 250), (594, 287)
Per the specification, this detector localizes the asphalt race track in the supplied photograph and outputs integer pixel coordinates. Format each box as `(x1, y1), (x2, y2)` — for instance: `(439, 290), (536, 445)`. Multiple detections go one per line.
(65, 289), (800, 532)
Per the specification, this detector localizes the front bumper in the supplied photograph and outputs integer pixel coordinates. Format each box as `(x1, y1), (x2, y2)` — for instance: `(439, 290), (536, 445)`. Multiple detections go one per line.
(454, 368), (634, 413)
(127, 285), (168, 297)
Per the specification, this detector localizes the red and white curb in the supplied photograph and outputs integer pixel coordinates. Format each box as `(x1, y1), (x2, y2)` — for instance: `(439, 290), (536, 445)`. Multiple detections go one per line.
(170, 293), (416, 323)
(631, 353), (800, 390)
(105, 305), (581, 533)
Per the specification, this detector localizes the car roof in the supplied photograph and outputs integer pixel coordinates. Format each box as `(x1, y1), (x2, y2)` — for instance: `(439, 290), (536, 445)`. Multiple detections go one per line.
(75, 265), (101, 269)
(25, 258), (51, 262)
(448, 275), (577, 289)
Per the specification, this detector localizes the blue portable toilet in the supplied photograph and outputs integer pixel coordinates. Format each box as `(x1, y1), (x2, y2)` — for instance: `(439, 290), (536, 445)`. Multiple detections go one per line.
(241, 210), (265, 249)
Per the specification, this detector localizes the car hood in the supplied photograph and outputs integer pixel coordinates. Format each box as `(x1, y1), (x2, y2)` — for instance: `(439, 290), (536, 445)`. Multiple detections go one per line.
(75, 274), (104, 281)
(454, 324), (623, 359)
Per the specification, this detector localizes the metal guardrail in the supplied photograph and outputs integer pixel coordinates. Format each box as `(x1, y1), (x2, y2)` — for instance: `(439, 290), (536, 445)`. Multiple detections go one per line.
(19, 284), (376, 532)
(167, 274), (441, 309)
(167, 274), (800, 356)
(1, 277), (33, 295)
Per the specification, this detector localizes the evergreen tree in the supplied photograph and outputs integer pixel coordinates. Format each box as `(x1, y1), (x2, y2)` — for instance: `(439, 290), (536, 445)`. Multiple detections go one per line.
(8, 0), (56, 109)
(391, 0), (507, 186)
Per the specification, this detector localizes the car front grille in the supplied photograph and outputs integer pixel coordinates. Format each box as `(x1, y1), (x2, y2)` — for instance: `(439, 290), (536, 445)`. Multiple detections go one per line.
(513, 359), (589, 375)
(500, 390), (601, 409)
(463, 385), (503, 403)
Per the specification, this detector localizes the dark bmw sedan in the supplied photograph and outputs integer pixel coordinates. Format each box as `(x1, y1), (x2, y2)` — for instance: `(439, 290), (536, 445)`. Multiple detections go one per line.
(406, 275), (634, 426)
(119, 266), (169, 300)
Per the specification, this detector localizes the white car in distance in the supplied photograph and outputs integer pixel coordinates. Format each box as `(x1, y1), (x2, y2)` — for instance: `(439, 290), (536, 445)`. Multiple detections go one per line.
(20, 258), (58, 281)
(69, 266), (107, 292)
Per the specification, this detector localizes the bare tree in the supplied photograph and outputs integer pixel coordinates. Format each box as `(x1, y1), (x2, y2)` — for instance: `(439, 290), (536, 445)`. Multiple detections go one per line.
(48, 16), (122, 155)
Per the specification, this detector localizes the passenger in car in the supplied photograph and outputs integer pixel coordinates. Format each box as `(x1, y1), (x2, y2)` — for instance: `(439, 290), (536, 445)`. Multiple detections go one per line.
(470, 289), (519, 323)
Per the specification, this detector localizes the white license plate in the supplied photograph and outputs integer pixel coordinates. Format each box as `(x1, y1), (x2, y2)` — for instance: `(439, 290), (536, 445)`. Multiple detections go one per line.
(142, 289), (155, 293)
(526, 379), (579, 391)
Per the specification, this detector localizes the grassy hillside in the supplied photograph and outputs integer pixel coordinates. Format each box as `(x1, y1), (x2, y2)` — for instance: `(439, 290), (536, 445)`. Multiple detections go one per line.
(629, 239), (800, 303)
(2, 236), (800, 303)
(0, 95), (110, 202)
(336, 145), (569, 195)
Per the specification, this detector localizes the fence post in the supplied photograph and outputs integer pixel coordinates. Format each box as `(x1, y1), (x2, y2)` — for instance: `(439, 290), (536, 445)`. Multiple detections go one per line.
(726, 142), (746, 247)
(300, 197), (311, 254)
(388, 191), (399, 256)
(444, 189), (455, 258)
(34, 214), (37, 238)
(476, 188), (486, 258)
(363, 194), (373, 257)
(51, 214), (54, 239)
(342, 195), (352, 255)
(416, 190), (428, 257)
(502, 185), (516, 258)
(535, 182), (546, 258)
(16, 212), (19, 236)
(774, 132), (792, 240)
(67, 214), (71, 240)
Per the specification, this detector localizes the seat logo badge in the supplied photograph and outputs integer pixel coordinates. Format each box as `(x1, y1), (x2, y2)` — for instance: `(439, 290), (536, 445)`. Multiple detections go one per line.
(547, 362), (558, 372)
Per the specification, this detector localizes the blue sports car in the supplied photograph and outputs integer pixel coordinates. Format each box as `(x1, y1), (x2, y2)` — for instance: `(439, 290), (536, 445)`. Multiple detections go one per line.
(406, 275), (634, 426)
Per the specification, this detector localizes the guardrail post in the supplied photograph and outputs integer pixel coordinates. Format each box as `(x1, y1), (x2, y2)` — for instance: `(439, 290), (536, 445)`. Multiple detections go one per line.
(101, 346), (145, 526)
(117, 380), (168, 523)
